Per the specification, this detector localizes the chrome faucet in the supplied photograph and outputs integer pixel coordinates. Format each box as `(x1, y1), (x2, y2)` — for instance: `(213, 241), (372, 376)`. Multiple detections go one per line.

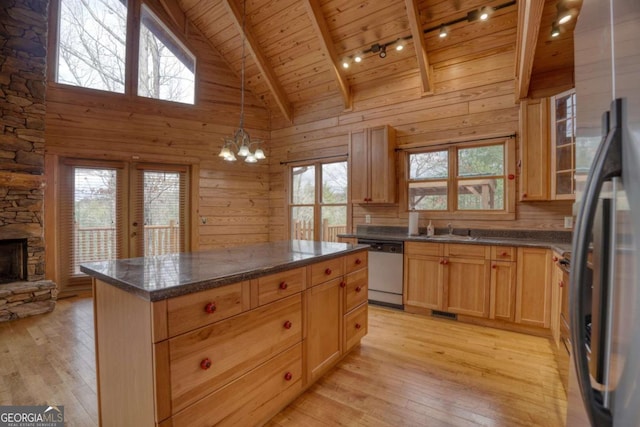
(447, 223), (453, 235)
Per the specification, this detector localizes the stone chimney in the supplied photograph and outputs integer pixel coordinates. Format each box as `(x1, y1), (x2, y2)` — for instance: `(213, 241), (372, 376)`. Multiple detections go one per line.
(1, 0), (56, 322)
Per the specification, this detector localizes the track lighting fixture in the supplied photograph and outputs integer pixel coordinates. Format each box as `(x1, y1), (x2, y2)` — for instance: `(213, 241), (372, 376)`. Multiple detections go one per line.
(551, 23), (560, 38)
(336, 1), (516, 68)
(550, 0), (580, 40)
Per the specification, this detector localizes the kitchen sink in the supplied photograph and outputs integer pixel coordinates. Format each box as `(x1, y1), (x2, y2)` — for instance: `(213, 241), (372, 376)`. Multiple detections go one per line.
(421, 235), (476, 241)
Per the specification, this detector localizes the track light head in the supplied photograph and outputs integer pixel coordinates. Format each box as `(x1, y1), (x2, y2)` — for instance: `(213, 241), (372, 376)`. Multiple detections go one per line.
(379, 45), (387, 58)
(551, 23), (561, 38)
(439, 24), (448, 38)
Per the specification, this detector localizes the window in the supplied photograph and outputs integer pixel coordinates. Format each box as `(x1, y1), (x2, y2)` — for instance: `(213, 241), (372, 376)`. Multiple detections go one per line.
(56, 0), (127, 93)
(407, 140), (513, 217)
(138, 5), (195, 104)
(54, 0), (196, 104)
(290, 161), (348, 242)
(551, 89), (577, 199)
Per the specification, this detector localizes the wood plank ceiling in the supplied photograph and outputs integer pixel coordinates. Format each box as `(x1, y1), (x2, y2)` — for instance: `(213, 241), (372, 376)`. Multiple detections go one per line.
(176, 0), (577, 122)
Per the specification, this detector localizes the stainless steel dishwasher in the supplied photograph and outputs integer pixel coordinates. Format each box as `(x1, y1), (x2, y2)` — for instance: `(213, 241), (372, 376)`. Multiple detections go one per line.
(358, 239), (403, 309)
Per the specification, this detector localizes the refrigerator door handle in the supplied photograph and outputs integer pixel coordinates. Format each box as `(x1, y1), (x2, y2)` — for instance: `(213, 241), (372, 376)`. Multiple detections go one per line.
(570, 99), (624, 427)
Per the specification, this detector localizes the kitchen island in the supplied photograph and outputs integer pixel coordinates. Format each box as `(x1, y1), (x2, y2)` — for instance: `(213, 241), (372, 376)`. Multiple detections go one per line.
(81, 240), (369, 427)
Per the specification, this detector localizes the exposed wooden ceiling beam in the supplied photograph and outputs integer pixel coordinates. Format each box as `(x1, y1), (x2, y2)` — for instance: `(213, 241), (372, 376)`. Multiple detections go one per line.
(404, 0), (433, 95)
(515, 0), (545, 100)
(303, 0), (352, 110)
(221, 0), (293, 122)
(158, 0), (186, 33)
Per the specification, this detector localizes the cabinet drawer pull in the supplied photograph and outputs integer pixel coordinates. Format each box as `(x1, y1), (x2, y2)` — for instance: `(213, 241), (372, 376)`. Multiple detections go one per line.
(325, 268), (332, 275)
(355, 258), (362, 265)
(492, 264), (497, 269)
(340, 281), (346, 288)
(204, 302), (216, 314)
(355, 323), (362, 330)
(200, 358), (212, 370)
(560, 280), (564, 288)
(501, 251), (508, 257)
(553, 256), (559, 262)
(284, 372), (293, 381)
(283, 320), (292, 330)
(442, 259), (449, 265)
(355, 286), (362, 292)
(279, 281), (288, 290)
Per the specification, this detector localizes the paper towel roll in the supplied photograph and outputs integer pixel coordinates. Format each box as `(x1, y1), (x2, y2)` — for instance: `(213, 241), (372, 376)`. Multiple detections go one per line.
(408, 211), (419, 235)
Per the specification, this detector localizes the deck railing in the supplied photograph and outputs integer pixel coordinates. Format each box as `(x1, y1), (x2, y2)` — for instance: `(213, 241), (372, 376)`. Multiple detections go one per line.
(293, 219), (346, 242)
(74, 223), (180, 265)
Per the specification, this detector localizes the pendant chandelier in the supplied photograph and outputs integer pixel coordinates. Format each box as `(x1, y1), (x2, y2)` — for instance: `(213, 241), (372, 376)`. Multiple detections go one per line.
(219, 0), (265, 163)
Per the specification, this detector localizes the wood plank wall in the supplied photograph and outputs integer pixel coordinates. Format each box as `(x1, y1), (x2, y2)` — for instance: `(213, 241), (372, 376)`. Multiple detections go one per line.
(267, 8), (573, 241)
(44, 14), (272, 251)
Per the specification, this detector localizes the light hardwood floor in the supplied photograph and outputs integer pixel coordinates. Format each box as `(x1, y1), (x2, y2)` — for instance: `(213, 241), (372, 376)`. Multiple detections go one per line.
(0, 297), (567, 426)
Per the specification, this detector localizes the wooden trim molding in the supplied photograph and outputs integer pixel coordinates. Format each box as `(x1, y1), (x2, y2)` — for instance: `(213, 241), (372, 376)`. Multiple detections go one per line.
(515, 0), (545, 100)
(404, 0), (433, 95)
(221, 0), (293, 122)
(303, 0), (352, 110)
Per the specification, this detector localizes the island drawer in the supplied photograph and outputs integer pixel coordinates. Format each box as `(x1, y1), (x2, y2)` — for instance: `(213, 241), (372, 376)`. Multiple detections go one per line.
(345, 251), (368, 274)
(256, 267), (306, 306)
(310, 257), (344, 287)
(166, 281), (250, 338)
(344, 303), (368, 352)
(405, 242), (442, 257)
(345, 269), (368, 312)
(167, 293), (302, 412)
(171, 343), (303, 427)
(491, 246), (516, 261)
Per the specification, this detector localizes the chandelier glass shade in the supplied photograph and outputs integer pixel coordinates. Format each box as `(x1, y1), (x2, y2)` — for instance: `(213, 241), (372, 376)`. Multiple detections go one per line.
(218, 0), (265, 163)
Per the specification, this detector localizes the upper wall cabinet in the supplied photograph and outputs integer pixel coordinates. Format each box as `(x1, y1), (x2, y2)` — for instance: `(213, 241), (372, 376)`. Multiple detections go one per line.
(519, 98), (550, 201)
(349, 125), (397, 204)
(550, 90), (577, 200)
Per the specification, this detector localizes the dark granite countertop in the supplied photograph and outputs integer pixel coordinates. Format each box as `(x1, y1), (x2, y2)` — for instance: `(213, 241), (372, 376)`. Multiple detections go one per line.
(80, 240), (368, 301)
(339, 226), (573, 255)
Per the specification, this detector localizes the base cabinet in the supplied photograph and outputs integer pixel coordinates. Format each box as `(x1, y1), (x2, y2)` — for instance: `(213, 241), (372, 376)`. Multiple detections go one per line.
(515, 247), (552, 328)
(490, 260), (517, 321)
(444, 257), (490, 318)
(92, 250), (369, 427)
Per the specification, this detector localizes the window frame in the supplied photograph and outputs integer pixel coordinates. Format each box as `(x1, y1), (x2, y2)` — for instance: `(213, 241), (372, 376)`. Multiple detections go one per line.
(48, 0), (197, 105)
(403, 138), (516, 220)
(288, 158), (350, 241)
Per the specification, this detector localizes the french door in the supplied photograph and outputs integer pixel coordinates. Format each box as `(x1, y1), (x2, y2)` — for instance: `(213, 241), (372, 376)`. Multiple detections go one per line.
(58, 159), (190, 289)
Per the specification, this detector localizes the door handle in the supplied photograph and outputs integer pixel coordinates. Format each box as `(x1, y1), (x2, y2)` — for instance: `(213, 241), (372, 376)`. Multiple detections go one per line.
(570, 99), (623, 427)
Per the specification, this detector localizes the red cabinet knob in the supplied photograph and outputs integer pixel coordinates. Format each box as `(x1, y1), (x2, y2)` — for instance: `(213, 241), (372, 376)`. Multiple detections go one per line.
(443, 260), (449, 265)
(355, 286), (362, 292)
(284, 372), (293, 381)
(560, 281), (564, 288)
(492, 264), (497, 269)
(553, 256), (559, 262)
(355, 258), (362, 265)
(439, 259), (444, 265)
(340, 281), (346, 288)
(508, 174), (515, 180)
(204, 302), (216, 314)
(279, 281), (288, 290)
(501, 252), (508, 257)
(200, 358), (212, 370)
(523, 193), (527, 198)
(325, 268), (332, 275)
(283, 320), (292, 330)
(355, 323), (362, 330)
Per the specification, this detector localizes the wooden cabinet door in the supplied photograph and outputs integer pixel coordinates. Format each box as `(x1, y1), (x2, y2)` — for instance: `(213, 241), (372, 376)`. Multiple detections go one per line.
(490, 260), (516, 321)
(403, 254), (444, 310)
(444, 257), (490, 318)
(368, 125), (396, 203)
(515, 247), (552, 327)
(519, 98), (550, 201)
(550, 254), (564, 346)
(306, 277), (343, 382)
(349, 129), (369, 203)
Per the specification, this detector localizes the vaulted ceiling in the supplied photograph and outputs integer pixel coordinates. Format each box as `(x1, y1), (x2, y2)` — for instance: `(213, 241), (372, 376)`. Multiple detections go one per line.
(167, 0), (579, 122)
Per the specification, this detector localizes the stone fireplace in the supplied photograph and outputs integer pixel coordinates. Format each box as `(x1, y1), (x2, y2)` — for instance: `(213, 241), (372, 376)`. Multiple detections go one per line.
(1, 0), (57, 322)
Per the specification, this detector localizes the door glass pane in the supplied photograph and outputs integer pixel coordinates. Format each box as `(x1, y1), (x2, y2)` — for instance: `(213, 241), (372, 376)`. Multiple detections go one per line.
(73, 168), (117, 273)
(458, 178), (504, 210)
(322, 162), (347, 203)
(143, 171), (181, 256)
(408, 181), (448, 210)
(457, 145), (504, 177)
(321, 206), (346, 242)
(292, 166), (315, 204)
(409, 151), (448, 179)
(57, 0), (127, 93)
(291, 207), (314, 241)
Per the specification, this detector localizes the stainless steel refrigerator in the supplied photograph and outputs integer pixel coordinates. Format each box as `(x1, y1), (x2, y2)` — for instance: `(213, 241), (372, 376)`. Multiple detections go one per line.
(569, 0), (640, 425)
